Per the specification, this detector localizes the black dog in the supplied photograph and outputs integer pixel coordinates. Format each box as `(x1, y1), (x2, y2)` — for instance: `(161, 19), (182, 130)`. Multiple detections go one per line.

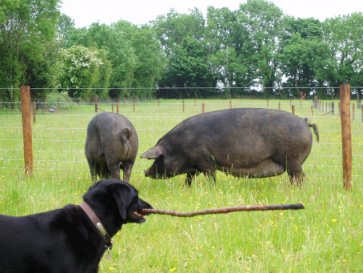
(0, 179), (152, 273)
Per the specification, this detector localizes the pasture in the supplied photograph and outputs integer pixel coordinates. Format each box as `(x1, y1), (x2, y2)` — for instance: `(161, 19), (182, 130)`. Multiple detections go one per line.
(0, 98), (362, 272)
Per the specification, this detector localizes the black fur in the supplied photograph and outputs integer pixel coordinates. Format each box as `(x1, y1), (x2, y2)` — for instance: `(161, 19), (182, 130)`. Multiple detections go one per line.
(0, 179), (152, 273)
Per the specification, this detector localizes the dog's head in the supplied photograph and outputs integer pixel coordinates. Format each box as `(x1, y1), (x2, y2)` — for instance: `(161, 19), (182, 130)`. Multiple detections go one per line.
(83, 179), (152, 224)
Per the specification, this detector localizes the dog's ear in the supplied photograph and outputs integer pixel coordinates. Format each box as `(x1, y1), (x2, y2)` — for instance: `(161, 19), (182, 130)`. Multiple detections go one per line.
(83, 180), (103, 200)
(110, 183), (135, 220)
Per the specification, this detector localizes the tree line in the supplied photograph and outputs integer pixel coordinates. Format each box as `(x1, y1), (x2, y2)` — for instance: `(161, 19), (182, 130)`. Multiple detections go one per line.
(0, 0), (362, 102)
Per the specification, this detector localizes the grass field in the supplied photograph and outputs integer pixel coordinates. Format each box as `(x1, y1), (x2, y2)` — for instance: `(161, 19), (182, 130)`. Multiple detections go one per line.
(0, 98), (362, 272)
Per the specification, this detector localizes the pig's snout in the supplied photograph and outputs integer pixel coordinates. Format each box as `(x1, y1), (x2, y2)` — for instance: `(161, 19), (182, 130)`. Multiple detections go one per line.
(144, 168), (159, 178)
(144, 168), (156, 178)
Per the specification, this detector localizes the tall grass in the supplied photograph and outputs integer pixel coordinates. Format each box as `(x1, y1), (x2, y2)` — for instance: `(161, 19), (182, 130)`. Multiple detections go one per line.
(0, 99), (362, 272)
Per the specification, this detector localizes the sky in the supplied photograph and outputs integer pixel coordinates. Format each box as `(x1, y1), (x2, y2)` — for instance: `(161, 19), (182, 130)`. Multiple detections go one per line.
(60, 0), (363, 28)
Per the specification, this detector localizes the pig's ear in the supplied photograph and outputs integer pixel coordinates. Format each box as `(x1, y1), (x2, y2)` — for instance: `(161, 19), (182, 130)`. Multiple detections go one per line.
(141, 146), (163, 159)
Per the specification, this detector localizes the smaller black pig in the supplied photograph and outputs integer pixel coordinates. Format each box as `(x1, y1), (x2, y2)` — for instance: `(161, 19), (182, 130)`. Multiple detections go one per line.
(141, 108), (319, 186)
(85, 112), (138, 182)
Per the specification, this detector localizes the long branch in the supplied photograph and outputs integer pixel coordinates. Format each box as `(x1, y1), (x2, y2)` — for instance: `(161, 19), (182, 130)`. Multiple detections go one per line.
(142, 203), (304, 218)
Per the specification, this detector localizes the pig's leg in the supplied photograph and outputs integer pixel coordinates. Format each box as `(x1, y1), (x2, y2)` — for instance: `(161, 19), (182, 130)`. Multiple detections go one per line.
(107, 161), (121, 180)
(185, 171), (198, 186)
(197, 158), (216, 184)
(203, 169), (216, 184)
(88, 164), (97, 182)
(100, 166), (111, 178)
(287, 166), (304, 186)
(122, 161), (134, 183)
(87, 159), (97, 181)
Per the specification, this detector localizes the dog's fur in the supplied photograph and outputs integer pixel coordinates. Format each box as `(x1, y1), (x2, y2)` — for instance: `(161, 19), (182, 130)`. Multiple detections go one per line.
(0, 179), (152, 273)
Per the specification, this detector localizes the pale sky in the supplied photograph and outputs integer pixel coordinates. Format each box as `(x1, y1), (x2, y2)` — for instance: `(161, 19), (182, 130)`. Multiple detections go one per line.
(60, 0), (363, 28)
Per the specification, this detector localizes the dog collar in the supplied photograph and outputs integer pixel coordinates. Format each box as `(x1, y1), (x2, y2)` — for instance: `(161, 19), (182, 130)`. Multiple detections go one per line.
(79, 201), (113, 250)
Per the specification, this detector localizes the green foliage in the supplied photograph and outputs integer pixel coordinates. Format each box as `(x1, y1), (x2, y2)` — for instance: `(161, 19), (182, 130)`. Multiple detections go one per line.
(0, 0), (362, 101)
(57, 14), (76, 48)
(129, 26), (166, 90)
(58, 45), (110, 100)
(0, 0), (60, 101)
(65, 21), (165, 98)
(153, 9), (216, 97)
(153, 9), (206, 56)
(206, 7), (243, 92)
(235, 0), (285, 91)
(283, 17), (323, 40)
(279, 33), (332, 87)
(323, 13), (363, 85)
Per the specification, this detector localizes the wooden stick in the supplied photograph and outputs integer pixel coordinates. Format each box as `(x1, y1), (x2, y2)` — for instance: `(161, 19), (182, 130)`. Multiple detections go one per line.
(142, 203), (304, 218)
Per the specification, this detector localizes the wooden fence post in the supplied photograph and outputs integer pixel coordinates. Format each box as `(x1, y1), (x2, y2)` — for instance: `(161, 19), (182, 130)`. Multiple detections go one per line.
(202, 103), (205, 113)
(291, 105), (295, 114)
(32, 101), (36, 123)
(313, 97), (317, 108)
(20, 85), (33, 176)
(95, 96), (99, 113)
(331, 102), (334, 115)
(352, 103), (355, 120)
(340, 84), (352, 190)
(43, 96), (47, 112)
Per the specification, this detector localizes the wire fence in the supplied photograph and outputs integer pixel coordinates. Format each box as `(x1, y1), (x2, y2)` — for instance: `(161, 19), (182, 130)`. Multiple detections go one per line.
(0, 87), (362, 187)
(1, 85), (363, 103)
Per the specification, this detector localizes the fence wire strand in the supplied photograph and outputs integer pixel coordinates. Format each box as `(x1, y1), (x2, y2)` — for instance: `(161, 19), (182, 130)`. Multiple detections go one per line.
(1, 93), (362, 186)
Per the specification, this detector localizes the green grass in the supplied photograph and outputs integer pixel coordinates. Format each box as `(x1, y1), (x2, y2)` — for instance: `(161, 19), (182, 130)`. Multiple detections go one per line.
(0, 98), (363, 273)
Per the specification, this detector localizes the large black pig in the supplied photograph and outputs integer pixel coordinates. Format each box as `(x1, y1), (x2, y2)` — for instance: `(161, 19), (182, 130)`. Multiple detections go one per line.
(141, 108), (319, 186)
(85, 112), (138, 182)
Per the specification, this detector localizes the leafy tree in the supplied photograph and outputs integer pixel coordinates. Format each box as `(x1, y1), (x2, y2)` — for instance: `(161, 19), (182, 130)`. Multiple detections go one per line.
(0, 0), (60, 101)
(282, 17), (323, 40)
(153, 9), (206, 56)
(153, 9), (216, 97)
(1, 0), (362, 102)
(58, 45), (110, 100)
(278, 33), (332, 89)
(112, 21), (166, 97)
(159, 36), (215, 98)
(323, 13), (363, 86)
(206, 7), (246, 94)
(57, 14), (76, 48)
(63, 22), (137, 97)
(206, 1), (284, 95)
(129, 26), (166, 90)
(106, 22), (137, 96)
(235, 0), (284, 92)
(63, 21), (166, 98)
